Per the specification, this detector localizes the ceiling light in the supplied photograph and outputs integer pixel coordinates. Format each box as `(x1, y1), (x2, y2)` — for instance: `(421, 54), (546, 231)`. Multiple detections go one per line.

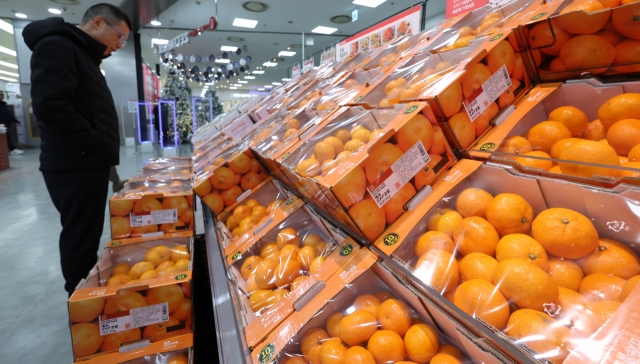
(242, 1), (269, 12)
(0, 75), (18, 82)
(331, 15), (351, 24)
(282, 78), (291, 81)
(233, 18), (258, 28)
(150, 20), (161, 26)
(0, 60), (18, 69)
(230, 87), (238, 89)
(353, 0), (387, 7)
(311, 26), (338, 34)
(0, 70), (18, 77)
(233, 84), (242, 87)
(244, 76), (256, 80)
(263, 62), (277, 67)
(220, 46), (238, 52)
(250, 71), (263, 74)
(215, 59), (231, 64)
(238, 80), (248, 83)
(264, 85), (273, 88)
(0, 19), (13, 34)
(278, 51), (296, 57)
(152, 38), (169, 45)
(0, 46), (16, 57)
(205, 82), (214, 85)
(258, 88), (265, 91)
(227, 36), (245, 42)
(48, 8), (63, 14)
(272, 82), (282, 85)
(15, 13), (27, 19)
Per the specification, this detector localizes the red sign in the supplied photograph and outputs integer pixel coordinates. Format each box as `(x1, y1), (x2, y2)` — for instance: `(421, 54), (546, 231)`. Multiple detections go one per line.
(446, 0), (488, 19)
(142, 63), (160, 104)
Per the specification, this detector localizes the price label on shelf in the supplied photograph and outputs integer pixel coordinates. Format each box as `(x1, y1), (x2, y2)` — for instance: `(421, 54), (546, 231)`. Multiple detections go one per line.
(367, 141), (430, 208)
(463, 64), (511, 122)
(99, 303), (169, 336)
(130, 209), (178, 227)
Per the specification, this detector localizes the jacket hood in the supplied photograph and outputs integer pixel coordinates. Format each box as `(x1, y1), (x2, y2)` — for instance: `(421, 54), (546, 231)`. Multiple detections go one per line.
(22, 17), (108, 64)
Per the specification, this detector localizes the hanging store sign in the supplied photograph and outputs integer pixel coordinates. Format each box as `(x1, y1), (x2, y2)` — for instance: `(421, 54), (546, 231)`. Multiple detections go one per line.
(302, 57), (314, 74)
(320, 47), (336, 65)
(446, 0), (489, 19)
(158, 32), (190, 53)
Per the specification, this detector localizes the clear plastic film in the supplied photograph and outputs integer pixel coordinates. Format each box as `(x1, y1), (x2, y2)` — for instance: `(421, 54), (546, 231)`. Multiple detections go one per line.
(473, 79), (640, 185)
(359, 31), (439, 71)
(121, 348), (192, 364)
(383, 160), (640, 364)
(130, 165), (192, 184)
(308, 69), (383, 111)
(230, 207), (340, 317)
(110, 182), (194, 239)
(283, 77), (341, 111)
(271, 264), (469, 364)
(143, 157), (193, 171)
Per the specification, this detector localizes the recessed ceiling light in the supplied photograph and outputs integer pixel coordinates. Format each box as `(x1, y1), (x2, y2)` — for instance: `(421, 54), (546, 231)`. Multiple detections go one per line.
(215, 59), (231, 63)
(15, 13), (28, 19)
(48, 8), (63, 14)
(251, 71), (264, 74)
(282, 78), (291, 81)
(263, 62), (277, 67)
(264, 85), (273, 88)
(0, 60), (18, 69)
(227, 36), (245, 42)
(233, 18), (258, 28)
(0, 75), (18, 82)
(150, 20), (161, 26)
(233, 84), (242, 87)
(278, 51), (296, 57)
(242, 1), (269, 12)
(230, 87), (238, 89)
(0, 69), (19, 77)
(0, 46), (16, 57)
(331, 15), (351, 24)
(220, 46), (238, 52)
(151, 38), (169, 45)
(311, 26), (338, 34)
(353, 0), (387, 7)
(51, 0), (80, 4)
(244, 76), (256, 79)
(0, 19), (13, 34)
(272, 82), (282, 85)
(258, 88), (265, 91)
(238, 80), (248, 83)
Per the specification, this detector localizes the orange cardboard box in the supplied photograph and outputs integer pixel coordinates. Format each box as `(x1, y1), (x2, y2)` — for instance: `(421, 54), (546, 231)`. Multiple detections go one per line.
(69, 234), (193, 361)
(109, 182), (194, 240)
(469, 79), (640, 186)
(307, 68), (385, 112)
(518, 0), (640, 82)
(216, 179), (301, 256)
(223, 204), (361, 348)
(251, 248), (512, 363)
(356, 31), (442, 73)
(277, 103), (456, 243)
(371, 158), (640, 364)
(81, 333), (193, 363)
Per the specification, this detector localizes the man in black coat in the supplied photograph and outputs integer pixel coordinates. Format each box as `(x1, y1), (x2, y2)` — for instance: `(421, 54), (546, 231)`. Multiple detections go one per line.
(23, 3), (131, 295)
(0, 91), (23, 154)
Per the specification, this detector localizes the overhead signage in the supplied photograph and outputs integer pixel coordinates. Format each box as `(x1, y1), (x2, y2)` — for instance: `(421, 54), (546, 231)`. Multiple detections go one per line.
(336, 6), (421, 62)
(320, 47), (336, 65)
(302, 57), (314, 74)
(158, 32), (190, 53)
(446, 0), (489, 19)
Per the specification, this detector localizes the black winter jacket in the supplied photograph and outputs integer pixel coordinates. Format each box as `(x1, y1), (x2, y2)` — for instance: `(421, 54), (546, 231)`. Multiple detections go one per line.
(23, 17), (120, 171)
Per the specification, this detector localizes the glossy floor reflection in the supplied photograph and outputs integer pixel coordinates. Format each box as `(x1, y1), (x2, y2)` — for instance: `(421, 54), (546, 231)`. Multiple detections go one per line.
(0, 146), (178, 362)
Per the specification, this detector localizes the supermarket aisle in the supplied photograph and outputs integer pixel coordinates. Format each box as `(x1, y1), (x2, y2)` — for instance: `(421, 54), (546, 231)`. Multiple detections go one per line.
(0, 147), (152, 361)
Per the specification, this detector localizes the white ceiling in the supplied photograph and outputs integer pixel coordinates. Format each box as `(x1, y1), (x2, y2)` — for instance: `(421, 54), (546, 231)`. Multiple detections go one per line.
(0, 22), (16, 76)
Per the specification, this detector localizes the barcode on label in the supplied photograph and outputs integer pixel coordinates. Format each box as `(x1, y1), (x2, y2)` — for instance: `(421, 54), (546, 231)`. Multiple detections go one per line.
(98, 303), (169, 336)
(464, 64), (511, 122)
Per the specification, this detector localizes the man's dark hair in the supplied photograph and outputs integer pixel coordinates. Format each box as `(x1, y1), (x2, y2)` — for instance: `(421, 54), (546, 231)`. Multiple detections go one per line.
(81, 3), (132, 31)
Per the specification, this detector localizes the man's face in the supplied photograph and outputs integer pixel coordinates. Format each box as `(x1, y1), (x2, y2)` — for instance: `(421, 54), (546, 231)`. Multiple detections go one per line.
(90, 16), (130, 56)
(0, 92), (4, 101)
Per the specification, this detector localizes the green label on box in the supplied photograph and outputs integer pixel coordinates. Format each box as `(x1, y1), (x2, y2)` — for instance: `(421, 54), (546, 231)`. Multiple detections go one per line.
(383, 233), (400, 246)
(404, 105), (419, 114)
(175, 274), (187, 281)
(281, 152), (291, 160)
(231, 251), (241, 261)
(219, 210), (229, 219)
(489, 33), (504, 42)
(110, 241), (122, 246)
(258, 343), (275, 364)
(479, 142), (496, 151)
(340, 244), (354, 257)
(285, 197), (296, 205)
(530, 12), (547, 21)
(354, 95), (364, 102)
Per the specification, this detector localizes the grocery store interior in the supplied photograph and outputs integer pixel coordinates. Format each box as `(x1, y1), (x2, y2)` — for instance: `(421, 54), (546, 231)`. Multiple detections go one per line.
(2, 0), (640, 363)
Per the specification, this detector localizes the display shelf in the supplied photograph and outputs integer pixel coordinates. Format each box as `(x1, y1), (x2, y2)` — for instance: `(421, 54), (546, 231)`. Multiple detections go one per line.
(203, 203), (252, 364)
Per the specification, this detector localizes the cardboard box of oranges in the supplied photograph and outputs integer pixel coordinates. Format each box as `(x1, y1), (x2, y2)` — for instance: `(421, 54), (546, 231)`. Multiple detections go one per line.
(369, 158), (640, 363)
(468, 79), (640, 185)
(193, 144), (270, 217)
(307, 68), (385, 112)
(69, 234), (193, 361)
(277, 103), (457, 243)
(80, 333), (193, 363)
(223, 204), (360, 348)
(109, 181), (195, 240)
(518, 1), (640, 82)
(251, 248), (512, 364)
(356, 31), (441, 73)
(215, 178), (301, 256)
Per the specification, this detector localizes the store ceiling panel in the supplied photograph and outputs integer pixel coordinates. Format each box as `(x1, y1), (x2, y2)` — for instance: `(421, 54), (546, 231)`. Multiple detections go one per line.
(0, 0), (122, 24)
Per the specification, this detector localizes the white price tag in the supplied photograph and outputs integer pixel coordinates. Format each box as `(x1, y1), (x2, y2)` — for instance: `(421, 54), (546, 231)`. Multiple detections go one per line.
(99, 303), (169, 336)
(463, 64), (511, 122)
(130, 209), (178, 227)
(367, 141), (430, 208)
(222, 117), (254, 140)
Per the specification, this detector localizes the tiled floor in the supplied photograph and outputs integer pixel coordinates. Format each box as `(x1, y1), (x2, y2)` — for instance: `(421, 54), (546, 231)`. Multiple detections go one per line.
(0, 146), (179, 362)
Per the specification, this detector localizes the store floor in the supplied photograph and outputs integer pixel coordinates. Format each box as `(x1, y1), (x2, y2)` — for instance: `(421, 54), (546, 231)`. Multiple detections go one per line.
(0, 146), (184, 362)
